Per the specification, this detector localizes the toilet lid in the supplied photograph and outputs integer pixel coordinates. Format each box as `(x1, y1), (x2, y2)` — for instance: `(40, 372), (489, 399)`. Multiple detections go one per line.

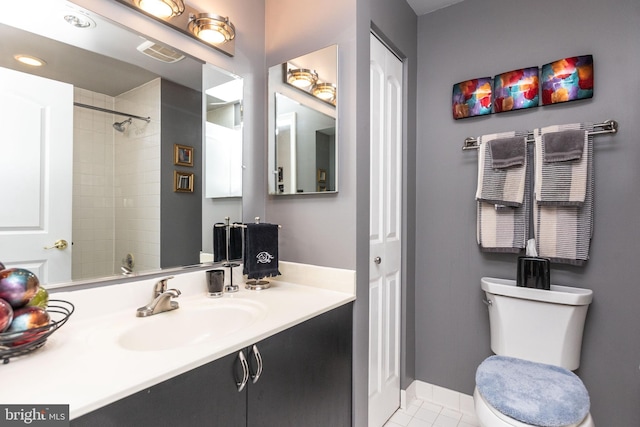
(476, 355), (590, 427)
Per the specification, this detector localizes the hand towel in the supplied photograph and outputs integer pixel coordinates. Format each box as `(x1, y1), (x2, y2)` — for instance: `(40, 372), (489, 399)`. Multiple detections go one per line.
(543, 129), (585, 162)
(243, 223), (281, 280)
(534, 129), (594, 265)
(476, 132), (528, 207)
(534, 124), (590, 206)
(228, 223), (243, 261)
(213, 223), (227, 262)
(477, 143), (531, 253)
(489, 136), (527, 168)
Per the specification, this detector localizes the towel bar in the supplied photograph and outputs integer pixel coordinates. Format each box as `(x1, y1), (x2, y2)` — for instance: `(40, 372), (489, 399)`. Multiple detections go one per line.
(462, 119), (618, 150)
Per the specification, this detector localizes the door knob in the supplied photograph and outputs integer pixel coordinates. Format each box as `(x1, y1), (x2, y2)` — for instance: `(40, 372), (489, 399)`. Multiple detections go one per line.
(373, 256), (382, 265)
(44, 239), (68, 250)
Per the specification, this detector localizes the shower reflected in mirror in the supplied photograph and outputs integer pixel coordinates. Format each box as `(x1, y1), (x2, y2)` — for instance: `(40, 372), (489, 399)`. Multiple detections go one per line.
(113, 117), (132, 132)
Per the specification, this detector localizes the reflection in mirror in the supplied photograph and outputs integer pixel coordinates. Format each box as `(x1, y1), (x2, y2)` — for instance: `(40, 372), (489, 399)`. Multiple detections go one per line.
(275, 94), (336, 193)
(268, 45), (338, 195)
(201, 64), (243, 260)
(0, 0), (242, 288)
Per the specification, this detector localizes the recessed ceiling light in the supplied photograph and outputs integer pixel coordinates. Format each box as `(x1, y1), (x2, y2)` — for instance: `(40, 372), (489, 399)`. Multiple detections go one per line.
(63, 13), (96, 29)
(14, 55), (46, 67)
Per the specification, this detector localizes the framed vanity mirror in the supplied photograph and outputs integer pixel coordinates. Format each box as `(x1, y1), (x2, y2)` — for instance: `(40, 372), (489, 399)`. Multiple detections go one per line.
(0, 0), (243, 288)
(268, 45), (338, 195)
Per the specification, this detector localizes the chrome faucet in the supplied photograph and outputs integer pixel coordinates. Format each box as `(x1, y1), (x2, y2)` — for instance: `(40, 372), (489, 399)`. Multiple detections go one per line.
(136, 276), (181, 317)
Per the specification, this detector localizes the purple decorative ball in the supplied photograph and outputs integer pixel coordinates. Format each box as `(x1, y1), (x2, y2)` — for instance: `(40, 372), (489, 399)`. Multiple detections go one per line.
(0, 268), (40, 309)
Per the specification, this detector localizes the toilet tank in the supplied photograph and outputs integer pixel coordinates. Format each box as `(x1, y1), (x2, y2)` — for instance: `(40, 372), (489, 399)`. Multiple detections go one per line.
(481, 277), (593, 370)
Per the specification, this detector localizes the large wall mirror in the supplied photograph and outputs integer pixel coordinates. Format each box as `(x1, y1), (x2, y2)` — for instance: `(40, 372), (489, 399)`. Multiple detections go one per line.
(268, 45), (337, 195)
(0, 0), (242, 288)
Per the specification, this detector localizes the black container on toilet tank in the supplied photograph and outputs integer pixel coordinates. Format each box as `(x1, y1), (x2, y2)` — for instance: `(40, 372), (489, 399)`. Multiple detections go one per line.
(516, 257), (551, 290)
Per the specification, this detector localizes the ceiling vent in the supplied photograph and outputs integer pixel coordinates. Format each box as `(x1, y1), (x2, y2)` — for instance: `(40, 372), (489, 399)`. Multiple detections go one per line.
(136, 40), (185, 63)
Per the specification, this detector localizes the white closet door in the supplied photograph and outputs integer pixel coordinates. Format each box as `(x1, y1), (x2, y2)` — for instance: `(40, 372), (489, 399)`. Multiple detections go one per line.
(369, 33), (404, 427)
(0, 67), (73, 284)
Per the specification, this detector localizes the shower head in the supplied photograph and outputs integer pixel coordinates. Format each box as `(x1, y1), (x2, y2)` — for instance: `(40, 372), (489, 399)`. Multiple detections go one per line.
(113, 117), (133, 132)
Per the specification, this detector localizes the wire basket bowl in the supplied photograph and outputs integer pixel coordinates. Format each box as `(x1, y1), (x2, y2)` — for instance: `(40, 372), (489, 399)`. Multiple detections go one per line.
(0, 299), (74, 364)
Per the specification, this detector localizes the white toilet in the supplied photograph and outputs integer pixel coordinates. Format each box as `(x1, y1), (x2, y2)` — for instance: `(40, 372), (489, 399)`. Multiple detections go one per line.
(474, 277), (595, 427)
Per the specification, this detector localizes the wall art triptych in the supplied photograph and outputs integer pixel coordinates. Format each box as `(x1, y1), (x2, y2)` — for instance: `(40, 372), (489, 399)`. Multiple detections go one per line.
(452, 55), (593, 120)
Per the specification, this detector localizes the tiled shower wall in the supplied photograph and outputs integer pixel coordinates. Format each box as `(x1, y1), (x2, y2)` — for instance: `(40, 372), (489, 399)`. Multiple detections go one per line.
(72, 79), (161, 280)
(114, 79), (161, 274)
(72, 88), (116, 280)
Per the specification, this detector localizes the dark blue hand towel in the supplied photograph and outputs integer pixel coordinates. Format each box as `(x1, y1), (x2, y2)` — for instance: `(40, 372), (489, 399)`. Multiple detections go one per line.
(243, 223), (280, 280)
(228, 223), (243, 261)
(213, 223), (227, 262)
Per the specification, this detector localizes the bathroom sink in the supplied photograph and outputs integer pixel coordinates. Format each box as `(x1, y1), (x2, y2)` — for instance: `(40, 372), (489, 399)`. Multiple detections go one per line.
(115, 300), (267, 352)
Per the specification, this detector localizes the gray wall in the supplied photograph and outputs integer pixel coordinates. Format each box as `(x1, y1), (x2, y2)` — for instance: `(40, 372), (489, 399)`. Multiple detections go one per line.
(265, 1), (417, 426)
(160, 80), (202, 267)
(265, 0), (358, 269)
(415, 0), (640, 425)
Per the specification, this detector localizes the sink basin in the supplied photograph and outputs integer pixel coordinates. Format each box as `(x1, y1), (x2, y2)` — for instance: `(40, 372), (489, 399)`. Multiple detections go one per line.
(116, 300), (266, 352)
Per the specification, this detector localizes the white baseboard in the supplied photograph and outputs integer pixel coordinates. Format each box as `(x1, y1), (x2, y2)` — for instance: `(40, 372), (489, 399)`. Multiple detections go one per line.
(404, 380), (475, 416)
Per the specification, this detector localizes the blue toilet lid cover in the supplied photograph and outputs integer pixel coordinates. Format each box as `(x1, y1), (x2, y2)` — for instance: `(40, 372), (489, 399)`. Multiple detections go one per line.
(476, 355), (590, 427)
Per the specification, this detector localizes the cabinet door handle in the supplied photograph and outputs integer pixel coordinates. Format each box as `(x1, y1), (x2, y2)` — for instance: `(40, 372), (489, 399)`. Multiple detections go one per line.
(236, 350), (249, 392)
(250, 344), (263, 384)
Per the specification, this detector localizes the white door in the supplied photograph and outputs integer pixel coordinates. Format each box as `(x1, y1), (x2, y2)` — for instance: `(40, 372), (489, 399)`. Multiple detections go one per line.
(369, 34), (404, 426)
(0, 67), (73, 284)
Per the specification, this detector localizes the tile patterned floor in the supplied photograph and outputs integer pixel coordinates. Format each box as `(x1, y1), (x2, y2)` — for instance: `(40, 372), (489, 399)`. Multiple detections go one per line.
(383, 399), (480, 427)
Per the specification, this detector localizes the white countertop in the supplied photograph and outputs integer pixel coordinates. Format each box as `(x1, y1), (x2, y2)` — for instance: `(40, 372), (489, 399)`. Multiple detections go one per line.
(0, 262), (355, 419)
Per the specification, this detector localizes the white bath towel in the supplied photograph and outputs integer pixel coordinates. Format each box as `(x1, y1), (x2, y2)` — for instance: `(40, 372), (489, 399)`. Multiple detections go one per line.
(534, 127), (594, 265)
(534, 124), (590, 206)
(476, 132), (528, 207)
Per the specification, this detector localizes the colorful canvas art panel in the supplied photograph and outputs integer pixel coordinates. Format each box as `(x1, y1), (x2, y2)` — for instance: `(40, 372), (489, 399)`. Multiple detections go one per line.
(541, 55), (593, 105)
(452, 77), (492, 119)
(493, 67), (539, 113)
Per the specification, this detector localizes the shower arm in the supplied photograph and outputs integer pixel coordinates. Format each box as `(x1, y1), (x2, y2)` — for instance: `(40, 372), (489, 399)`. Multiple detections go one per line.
(73, 102), (151, 123)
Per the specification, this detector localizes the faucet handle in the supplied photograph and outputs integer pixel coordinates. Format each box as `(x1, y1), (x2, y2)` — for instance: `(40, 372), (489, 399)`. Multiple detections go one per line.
(153, 276), (175, 297)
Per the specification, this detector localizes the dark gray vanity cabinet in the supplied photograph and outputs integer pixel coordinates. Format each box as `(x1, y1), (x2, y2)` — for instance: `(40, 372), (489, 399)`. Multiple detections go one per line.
(71, 349), (247, 427)
(247, 302), (352, 427)
(71, 303), (352, 427)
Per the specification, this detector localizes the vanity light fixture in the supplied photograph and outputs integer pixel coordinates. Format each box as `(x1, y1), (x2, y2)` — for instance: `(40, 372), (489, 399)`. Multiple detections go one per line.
(133, 0), (185, 19)
(14, 54), (46, 67)
(287, 68), (319, 89)
(114, 0), (236, 56)
(312, 82), (337, 103)
(188, 13), (235, 44)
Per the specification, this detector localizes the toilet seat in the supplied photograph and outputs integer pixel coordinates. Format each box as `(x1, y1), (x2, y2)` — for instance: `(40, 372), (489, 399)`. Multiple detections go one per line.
(474, 388), (594, 427)
(475, 356), (591, 427)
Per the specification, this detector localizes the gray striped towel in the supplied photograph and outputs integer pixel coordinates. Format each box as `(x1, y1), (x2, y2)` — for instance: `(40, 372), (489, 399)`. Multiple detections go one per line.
(534, 128), (594, 265)
(476, 132), (528, 207)
(535, 124), (591, 206)
(477, 143), (531, 253)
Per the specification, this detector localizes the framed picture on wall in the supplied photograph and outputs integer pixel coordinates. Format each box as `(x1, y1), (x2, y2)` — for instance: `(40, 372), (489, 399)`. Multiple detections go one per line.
(541, 55), (593, 105)
(493, 66), (539, 113)
(452, 77), (493, 119)
(174, 144), (194, 167)
(174, 171), (194, 193)
(317, 168), (327, 183)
